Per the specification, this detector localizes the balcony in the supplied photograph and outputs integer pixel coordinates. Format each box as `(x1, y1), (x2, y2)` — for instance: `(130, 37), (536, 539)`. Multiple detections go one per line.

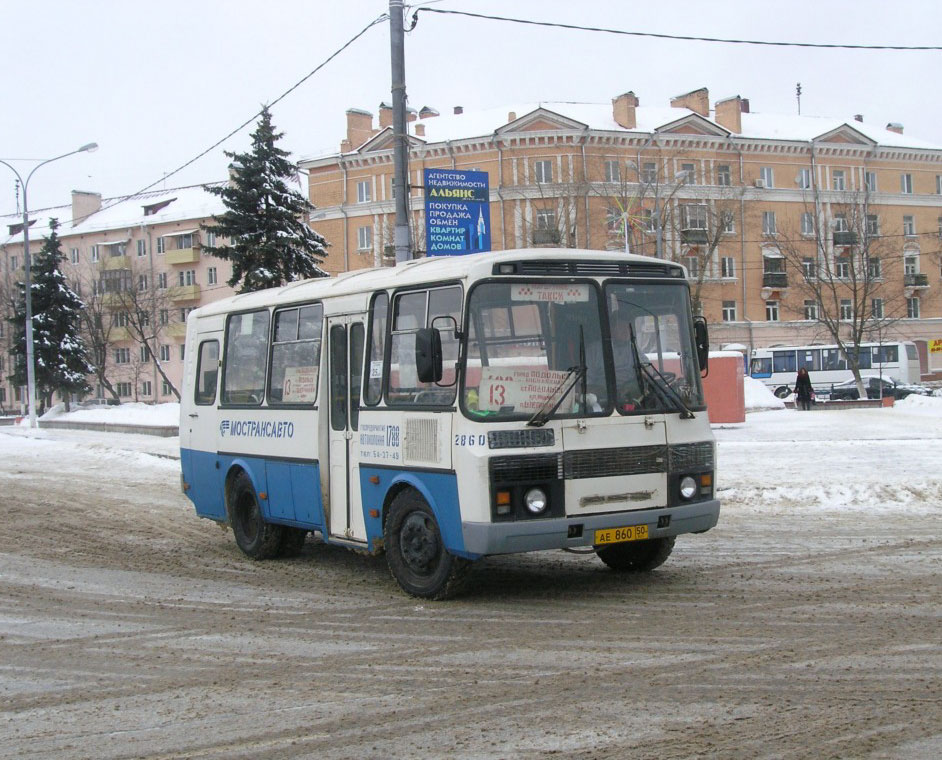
(904, 273), (929, 288)
(166, 247), (199, 265)
(101, 255), (130, 271)
(169, 284), (201, 302)
(531, 229), (561, 246)
(101, 292), (129, 308)
(681, 228), (709, 245)
(109, 327), (132, 342)
(833, 230), (858, 246)
(165, 322), (188, 338)
(762, 272), (788, 288)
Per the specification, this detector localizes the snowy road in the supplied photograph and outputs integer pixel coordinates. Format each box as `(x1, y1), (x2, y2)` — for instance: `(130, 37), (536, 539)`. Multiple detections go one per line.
(0, 404), (940, 759)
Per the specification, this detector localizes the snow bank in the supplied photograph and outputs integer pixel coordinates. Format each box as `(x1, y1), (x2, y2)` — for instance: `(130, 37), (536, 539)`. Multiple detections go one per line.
(894, 394), (942, 416)
(36, 402), (180, 426)
(743, 376), (785, 411)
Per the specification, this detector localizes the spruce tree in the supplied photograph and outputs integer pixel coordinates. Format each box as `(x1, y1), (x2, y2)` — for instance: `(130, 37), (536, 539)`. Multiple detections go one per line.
(8, 218), (93, 411)
(202, 106), (329, 293)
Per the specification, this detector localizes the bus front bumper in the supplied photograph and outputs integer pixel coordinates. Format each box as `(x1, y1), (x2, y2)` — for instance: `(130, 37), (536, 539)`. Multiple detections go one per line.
(460, 499), (720, 557)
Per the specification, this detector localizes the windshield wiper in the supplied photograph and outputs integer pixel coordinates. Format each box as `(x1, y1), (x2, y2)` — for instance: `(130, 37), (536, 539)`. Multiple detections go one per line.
(527, 327), (587, 427)
(628, 326), (695, 419)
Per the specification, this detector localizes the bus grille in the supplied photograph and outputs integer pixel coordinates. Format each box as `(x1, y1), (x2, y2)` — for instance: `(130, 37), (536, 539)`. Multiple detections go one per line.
(487, 429), (555, 449)
(490, 454), (560, 483)
(563, 445), (667, 479)
(668, 442), (714, 470)
(510, 260), (680, 278)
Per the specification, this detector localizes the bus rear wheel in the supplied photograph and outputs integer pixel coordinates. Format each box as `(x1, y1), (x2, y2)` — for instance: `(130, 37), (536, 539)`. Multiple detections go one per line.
(774, 386), (791, 399)
(595, 536), (675, 572)
(230, 471), (283, 560)
(384, 491), (470, 600)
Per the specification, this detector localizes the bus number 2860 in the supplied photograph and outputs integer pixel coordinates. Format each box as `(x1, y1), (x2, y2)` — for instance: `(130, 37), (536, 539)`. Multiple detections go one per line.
(454, 434), (486, 447)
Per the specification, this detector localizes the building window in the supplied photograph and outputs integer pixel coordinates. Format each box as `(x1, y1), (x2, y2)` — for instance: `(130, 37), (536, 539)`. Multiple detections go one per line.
(722, 301), (737, 322)
(157, 272), (167, 289)
(937, 175), (942, 194)
(605, 206), (621, 233)
(90, 245), (99, 263)
(112, 311), (130, 328)
(797, 168), (812, 189)
(759, 167), (774, 187)
(801, 212), (815, 236)
(141, 381), (152, 397)
(835, 258), (851, 279)
(765, 300), (779, 321)
(866, 214), (880, 237)
(162, 380), (172, 396)
(840, 299), (853, 320)
(604, 160), (620, 183)
(901, 173), (913, 194)
(762, 211), (776, 236)
(833, 214), (849, 233)
(904, 255), (918, 275)
(865, 171), (878, 192)
(534, 160), (553, 184)
(681, 204), (708, 230)
(180, 344), (186, 361)
(763, 255), (784, 275)
(907, 297), (920, 318)
(114, 348), (131, 365)
(205, 231), (217, 248)
(680, 163), (696, 183)
(903, 215), (915, 236)
(207, 267), (217, 285)
(156, 237), (165, 254)
(716, 165), (731, 186)
(140, 345), (150, 362)
(178, 269), (196, 287)
(159, 309), (169, 325)
(357, 225), (372, 251)
(722, 211), (735, 233)
(832, 170), (846, 191)
(871, 298), (884, 319)
(159, 344), (171, 362)
(641, 162), (657, 184)
(137, 239), (147, 257)
(356, 180), (371, 203)
(867, 258), (882, 278)
(70, 248), (80, 264)
(116, 382), (132, 397)
(180, 307), (194, 322)
(804, 300), (818, 321)
(685, 256), (700, 277)
(721, 257), (735, 278)
(641, 209), (654, 233)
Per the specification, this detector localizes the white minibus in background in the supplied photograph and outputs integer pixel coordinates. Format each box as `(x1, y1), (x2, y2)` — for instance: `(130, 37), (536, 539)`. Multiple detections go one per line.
(749, 341), (920, 398)
(179, 249), (719, 599)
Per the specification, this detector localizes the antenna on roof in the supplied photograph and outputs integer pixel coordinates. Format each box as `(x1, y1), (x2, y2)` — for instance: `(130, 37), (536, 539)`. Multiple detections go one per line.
(796, 82), (802, 115)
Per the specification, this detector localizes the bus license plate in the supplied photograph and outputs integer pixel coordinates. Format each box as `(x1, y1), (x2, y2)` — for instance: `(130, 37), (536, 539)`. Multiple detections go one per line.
(594, 524), (649, 545)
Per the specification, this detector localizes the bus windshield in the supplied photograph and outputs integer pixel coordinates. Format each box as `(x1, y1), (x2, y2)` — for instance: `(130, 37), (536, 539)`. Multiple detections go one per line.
(463, 280), (703, 421)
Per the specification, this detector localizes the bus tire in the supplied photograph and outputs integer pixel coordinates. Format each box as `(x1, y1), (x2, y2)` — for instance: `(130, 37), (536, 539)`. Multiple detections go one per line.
(384, 491), (471, 600)
(278, 528), (308, 558)
(595, 536), (675, 572)
(230, 471), (283, 560)
(774, 386), (790, 399)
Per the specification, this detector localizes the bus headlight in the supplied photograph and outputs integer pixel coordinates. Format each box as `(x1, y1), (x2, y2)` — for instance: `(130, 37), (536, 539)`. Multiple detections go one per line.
(679, 476), (698, 500)
(524, 487), (549, 515)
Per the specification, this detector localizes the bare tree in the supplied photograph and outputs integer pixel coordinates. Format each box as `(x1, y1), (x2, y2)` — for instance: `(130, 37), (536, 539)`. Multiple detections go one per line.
(72, 271), (121, 402)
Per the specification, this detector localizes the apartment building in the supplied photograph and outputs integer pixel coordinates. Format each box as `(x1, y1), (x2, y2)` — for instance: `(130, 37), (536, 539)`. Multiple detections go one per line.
(301, 87), (942, 375)
(0, 184), (233, 409)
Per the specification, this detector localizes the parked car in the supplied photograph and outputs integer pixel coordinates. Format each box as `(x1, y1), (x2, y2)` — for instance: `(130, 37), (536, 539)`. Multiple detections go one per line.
(827, 375), (929, 401)
(77, 398), (120, 409)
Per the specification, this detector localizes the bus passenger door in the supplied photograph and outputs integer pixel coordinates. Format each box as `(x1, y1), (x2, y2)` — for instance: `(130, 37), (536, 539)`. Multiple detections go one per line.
(327, 316), (367, 542)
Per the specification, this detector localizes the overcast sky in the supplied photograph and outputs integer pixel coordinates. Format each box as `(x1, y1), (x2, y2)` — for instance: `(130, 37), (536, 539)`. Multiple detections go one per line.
(3, 0), (941, 215)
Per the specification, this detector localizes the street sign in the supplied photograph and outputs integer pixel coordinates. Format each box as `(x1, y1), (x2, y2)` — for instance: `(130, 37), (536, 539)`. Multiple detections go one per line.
(424, 169), (490, 256)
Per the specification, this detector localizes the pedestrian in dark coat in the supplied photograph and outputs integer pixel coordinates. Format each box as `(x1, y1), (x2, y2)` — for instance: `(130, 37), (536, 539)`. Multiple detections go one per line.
(794, 367), (813, 411)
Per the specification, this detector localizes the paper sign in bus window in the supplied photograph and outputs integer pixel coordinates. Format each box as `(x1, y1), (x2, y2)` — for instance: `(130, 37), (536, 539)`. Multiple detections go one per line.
(478, 367), (575, 412)
(282, 366), (318, 403)
(511, 284), (589, 303)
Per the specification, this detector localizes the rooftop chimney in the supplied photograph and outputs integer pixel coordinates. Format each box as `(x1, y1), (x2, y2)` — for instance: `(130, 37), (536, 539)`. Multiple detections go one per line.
(714, 95), (748, 133)
(670, 87), (710, 117)
(453, 105), (463, 115)
(612, 91), (639, 129)
(344, 108), (374, 151)
(854, 114), (864, 123)
(378, 102), (393, 129)
(407, 107), (417, 123)
(71, 190), (101, 224)
(886, 122), (904, 134)
(414, 123), (426, 137)
(508, 111), (517, 122)
(419, 106), (439, 119)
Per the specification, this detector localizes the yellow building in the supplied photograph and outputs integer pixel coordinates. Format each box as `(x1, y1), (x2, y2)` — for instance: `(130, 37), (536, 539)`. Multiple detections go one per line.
(301, 87), (942, 375)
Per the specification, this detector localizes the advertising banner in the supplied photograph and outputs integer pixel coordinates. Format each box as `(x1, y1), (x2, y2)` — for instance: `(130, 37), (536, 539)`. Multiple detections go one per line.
(424, 169), (491, 256)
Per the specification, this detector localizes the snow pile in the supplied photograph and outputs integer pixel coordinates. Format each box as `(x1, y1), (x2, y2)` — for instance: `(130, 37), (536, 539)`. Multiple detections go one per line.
(894, 394), (942, 416)
(36, 402), (180, 426)
(743, 376), (785, 411)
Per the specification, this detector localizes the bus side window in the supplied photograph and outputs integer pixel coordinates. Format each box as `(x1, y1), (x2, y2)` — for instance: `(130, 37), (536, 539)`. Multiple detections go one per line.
(222, 309), (271, 405)
(195, 340), (219, 405)
(364, 292), (388, 406)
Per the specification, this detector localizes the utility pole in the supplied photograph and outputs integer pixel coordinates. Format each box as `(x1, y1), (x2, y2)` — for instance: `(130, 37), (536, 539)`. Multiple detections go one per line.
(390, 0), (412, 263)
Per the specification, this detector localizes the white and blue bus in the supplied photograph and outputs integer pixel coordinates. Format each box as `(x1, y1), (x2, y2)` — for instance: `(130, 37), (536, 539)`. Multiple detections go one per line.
(749, 341), (921, 398)
(179, 249), (720, 599)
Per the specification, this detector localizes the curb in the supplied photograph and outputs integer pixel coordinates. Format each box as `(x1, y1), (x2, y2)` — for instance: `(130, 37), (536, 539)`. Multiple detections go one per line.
(36, 420), (179, 437)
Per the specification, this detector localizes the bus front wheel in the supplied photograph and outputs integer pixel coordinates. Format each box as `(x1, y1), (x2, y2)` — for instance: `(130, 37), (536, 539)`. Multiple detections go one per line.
(774, 386), (791, 399)
(230, 471), (284, 560)
(595, 536), (675, 572)
(384, 491), (470, 600)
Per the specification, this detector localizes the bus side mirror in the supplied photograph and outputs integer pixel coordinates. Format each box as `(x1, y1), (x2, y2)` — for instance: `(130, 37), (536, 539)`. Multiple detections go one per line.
(415, 327), (443, 383)
(694, 317), (709, 373)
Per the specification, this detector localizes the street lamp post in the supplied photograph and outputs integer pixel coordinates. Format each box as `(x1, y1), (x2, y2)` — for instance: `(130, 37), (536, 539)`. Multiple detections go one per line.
(0, 142), (98, 427)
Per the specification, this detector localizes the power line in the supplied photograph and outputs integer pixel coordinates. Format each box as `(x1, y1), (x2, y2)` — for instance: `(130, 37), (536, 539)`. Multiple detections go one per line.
(413, 8), (942, 51)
